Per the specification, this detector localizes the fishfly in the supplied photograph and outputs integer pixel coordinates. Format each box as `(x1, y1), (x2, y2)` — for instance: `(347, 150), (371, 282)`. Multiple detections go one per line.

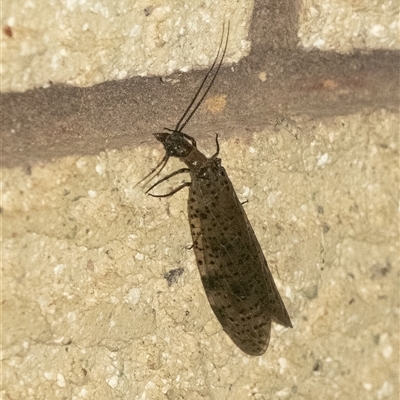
(145, 23), (292, 356)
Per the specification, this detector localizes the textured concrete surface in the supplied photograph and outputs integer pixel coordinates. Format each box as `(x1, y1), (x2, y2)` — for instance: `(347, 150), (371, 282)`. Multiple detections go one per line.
(298, 0), (399, 52)
(2, 0), (252, 92)
(3, 0), (399, 92)
(2, 110), (398, 399)
(1, 0), (399, 399)
(2, 49), (398, 169)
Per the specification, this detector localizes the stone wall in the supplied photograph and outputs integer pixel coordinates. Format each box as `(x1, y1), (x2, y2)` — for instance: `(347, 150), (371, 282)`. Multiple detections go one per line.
(2, 0), (399, 399)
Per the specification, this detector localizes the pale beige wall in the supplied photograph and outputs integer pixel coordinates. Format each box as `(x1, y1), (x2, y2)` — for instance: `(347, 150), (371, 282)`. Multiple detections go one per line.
(1, 0), (399, 399)
(3, 0), (399, 92)
(2, 110), (398, 399)
(2, 0), (252, 92)
(299, 0), (399, 52)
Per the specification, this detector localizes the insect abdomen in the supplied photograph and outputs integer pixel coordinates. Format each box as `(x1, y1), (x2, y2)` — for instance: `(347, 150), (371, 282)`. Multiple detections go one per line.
(187, 162), (291, 355)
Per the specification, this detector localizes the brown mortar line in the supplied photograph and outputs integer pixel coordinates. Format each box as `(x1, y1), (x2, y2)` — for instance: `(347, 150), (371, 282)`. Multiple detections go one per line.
(1, 46), (399, 169)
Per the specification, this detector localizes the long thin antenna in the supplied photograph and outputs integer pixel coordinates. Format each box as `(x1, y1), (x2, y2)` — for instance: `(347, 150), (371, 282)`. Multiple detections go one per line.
(175, 21), (230, 133)
(136, 22), (230, 190)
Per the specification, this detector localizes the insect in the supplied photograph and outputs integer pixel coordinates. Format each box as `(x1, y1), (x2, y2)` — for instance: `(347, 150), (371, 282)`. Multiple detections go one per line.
(145, 23), (292, 355)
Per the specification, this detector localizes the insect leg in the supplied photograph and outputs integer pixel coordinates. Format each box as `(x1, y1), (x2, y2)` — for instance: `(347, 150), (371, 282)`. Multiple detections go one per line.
(182, 133), (197, 147)
(146, 167), (190, 194)
(148, 182), (191, 198)
(211, 133), (220, 158)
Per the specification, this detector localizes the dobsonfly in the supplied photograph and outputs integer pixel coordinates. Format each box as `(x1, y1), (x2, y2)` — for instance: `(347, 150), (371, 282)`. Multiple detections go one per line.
(144, 22), (292, 355)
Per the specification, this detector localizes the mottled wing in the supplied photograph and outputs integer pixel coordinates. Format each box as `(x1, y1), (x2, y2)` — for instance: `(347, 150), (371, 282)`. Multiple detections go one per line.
(188, 160), (291, 356)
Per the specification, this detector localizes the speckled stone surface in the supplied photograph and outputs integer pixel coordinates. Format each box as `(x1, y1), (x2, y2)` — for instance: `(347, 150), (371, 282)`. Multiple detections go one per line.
(2, 110), (398, 399)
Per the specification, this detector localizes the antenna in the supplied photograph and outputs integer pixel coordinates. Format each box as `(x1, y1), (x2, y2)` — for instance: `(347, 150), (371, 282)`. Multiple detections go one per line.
(174, 21), (230, 133)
